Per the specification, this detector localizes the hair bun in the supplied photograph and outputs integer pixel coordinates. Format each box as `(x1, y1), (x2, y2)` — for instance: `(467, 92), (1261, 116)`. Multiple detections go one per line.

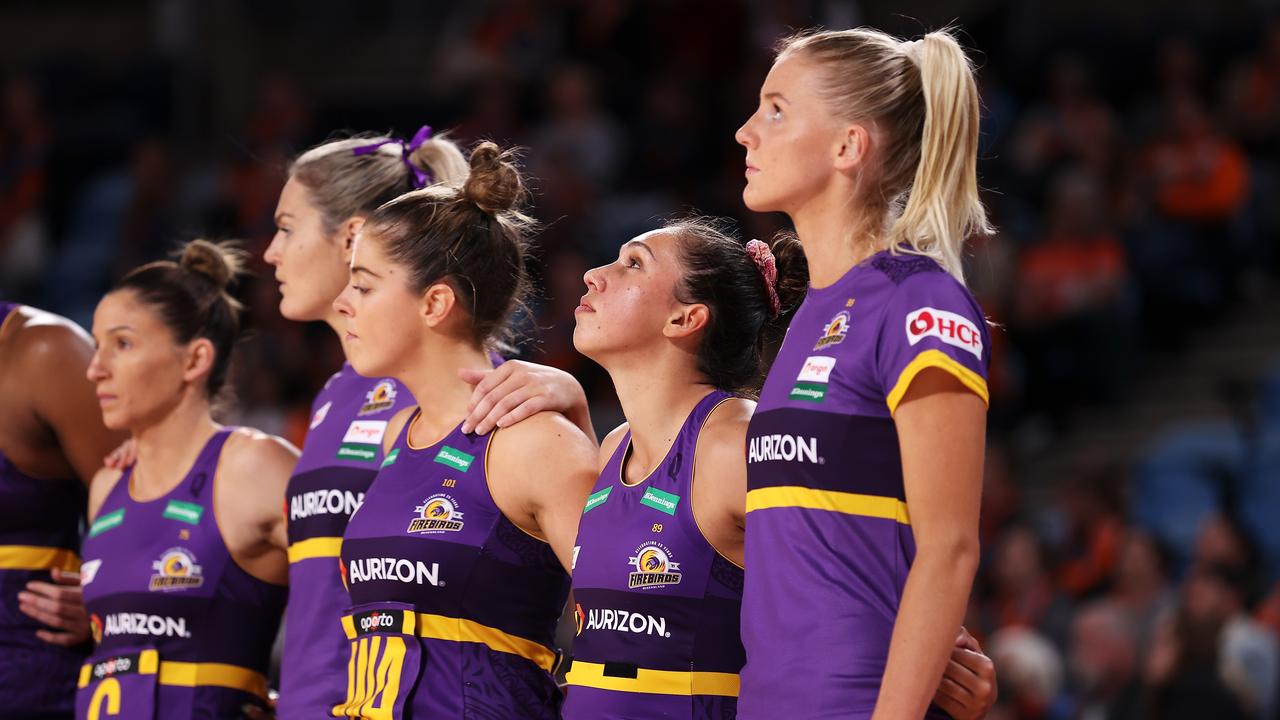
(178, 239), (247, 291)
(463, 141), (524, 214)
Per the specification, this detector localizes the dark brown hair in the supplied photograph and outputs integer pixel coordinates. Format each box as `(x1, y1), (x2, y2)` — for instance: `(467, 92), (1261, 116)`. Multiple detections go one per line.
(113, 239), (248, 396)
(364, 141), (535, 346)
(669, 218), (808, 394)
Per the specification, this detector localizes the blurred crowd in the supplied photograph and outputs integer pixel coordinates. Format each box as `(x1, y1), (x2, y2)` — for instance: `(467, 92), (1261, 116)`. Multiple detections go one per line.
(2, 2), (1279, 718)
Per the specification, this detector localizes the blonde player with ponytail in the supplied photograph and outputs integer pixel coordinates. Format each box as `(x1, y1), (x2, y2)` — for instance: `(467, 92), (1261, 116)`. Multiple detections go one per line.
(734, 28), (991, 718)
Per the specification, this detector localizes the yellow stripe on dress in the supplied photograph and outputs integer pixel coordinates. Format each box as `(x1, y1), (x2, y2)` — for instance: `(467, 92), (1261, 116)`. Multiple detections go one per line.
(885, 349), (989, 414)
(286, 536), (343, 563)
(565, 660), (740, 697)
(0, 545), (79, 571)
(745, 486), (911, 525)
(340, 609), (557, 672)
(79, 653), (265, 697)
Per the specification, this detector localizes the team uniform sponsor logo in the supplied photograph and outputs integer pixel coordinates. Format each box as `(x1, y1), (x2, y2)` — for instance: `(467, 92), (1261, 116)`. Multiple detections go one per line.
(358, 381), (399, 416)
(791, 356), (836, 403)
(578, 604), (672, 638)
(814, 311), (851, 350)
(290, 489), (364, 521)
(433, 446), (474, 472)
(80, 559), (102, 586)
(583, 486), (612, 513)
(406, 494), (465, 533)
(148, 548), (203, 592)
(627, 542), (682, 589)
(88, 653), (145, 681)
(747, 434), (821, 464)
(89, 508), (125, 538)
(354, 609), (399, 636)
(640, 487), (680, 516)
(904, 307), (983, 360)
(381, 448), (400, 469)
(310, 401), (332, 429)
(162, 500), (203, 525)
(347, 557), (442, 586)
(97, 612), (191, 639)
(337, 420), (388, 462)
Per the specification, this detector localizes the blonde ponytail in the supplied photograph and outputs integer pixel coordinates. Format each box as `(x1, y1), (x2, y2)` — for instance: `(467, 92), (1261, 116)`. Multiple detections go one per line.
(890, 31), (991, 283)
(778, 27), (992, 284)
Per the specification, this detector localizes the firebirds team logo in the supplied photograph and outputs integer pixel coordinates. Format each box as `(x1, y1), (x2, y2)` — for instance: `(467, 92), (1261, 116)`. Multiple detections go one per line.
(359, 380), (398, 416)
(627, 542), (682, 589)
(814, 311), (851, 350)
(148, 547), (203, 592)
(407, 494), (465, 533)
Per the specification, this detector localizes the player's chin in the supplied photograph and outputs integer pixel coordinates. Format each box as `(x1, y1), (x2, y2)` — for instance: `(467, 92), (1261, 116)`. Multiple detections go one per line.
(741, 184), (778, 213)
(345, 346), (385, 380)
(571, 323), (603, 360)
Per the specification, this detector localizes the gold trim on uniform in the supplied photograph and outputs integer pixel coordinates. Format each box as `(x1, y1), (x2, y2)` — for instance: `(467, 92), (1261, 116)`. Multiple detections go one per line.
(886, 349), (989, 414)
(340, 609), (557, 672)
(565, 660), (740, 697)
(0, 545), (79, 571)
(287, 536), (343, 563)
(745, 487), (911, 525)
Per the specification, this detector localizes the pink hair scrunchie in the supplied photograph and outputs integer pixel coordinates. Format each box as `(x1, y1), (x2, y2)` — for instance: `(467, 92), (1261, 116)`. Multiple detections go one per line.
(745, 239), (781, 317)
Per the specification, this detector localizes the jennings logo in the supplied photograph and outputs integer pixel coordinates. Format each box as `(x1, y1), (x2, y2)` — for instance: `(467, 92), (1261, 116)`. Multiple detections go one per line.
(358, 380), (398, 416)
(627, 542), (682, 589)
(148, 548), (204, 592)
(407, 494), (465, 533)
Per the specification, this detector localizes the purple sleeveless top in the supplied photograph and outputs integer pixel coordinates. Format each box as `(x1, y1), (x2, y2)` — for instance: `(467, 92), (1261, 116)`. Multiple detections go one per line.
(740, 252), (989, 719)
(77, 429), (288, 720)
(337, 414), (568, 719)
(564, 389), (743, 719)
(0, 301), (88, 718)
(277, 366), (414, 720)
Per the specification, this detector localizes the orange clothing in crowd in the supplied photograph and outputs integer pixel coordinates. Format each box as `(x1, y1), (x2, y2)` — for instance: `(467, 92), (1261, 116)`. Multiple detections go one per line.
(1017, 233), (1127, 318)
(1149, 136), (1250, 221)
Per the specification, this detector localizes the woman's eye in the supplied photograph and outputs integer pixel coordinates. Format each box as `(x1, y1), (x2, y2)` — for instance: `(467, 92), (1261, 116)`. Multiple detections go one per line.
(768, 104), (782, 121)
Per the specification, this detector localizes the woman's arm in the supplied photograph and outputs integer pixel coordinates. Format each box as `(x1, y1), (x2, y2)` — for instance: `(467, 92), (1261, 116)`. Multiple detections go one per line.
(459, 361), (595, 440)
(486, 411), (601, 572)
(872, 368), (986, 720)
(217, 429), (300, 584)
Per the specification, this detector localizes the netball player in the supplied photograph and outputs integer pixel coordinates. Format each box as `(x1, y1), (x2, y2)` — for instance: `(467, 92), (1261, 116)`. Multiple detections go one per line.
(544, 219), (993, 719)
(0, 303), (125, 718)
(267, 127), (590, 718)
(77, 240), (295, 718)
(87, 127), (589, 717)
(734, 28), (990, 718)
(330, 142), (599, 719)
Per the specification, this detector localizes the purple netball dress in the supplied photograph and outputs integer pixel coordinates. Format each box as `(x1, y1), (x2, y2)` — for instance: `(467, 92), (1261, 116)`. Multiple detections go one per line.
(277, 366), (414, 719)
(0, 301), (88, 718)
(564, 389), (744, 719)
(336, 414), (569, 719)
(77, 428), (287, 719)
(739, 251), (990, 719)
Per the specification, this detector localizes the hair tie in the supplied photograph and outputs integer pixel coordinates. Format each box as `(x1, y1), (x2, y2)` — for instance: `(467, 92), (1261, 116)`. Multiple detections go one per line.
(745, 239), (781, 317)
(351, 124), (435, 189)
